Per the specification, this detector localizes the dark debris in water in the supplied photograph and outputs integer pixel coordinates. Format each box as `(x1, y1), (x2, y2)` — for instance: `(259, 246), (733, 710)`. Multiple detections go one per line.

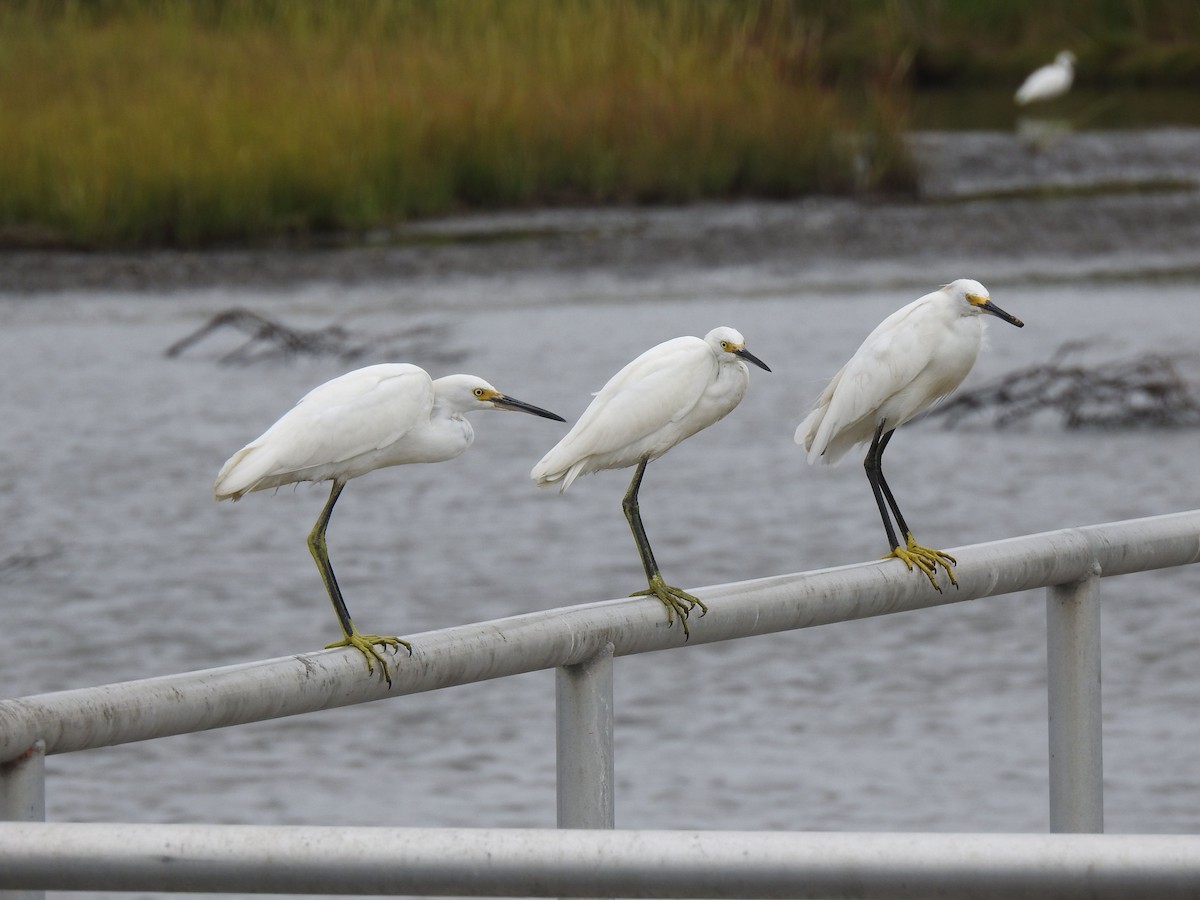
(165, 309), (464, 366)
(0, 544), (60, 581)
(929, 343), (1200, 430)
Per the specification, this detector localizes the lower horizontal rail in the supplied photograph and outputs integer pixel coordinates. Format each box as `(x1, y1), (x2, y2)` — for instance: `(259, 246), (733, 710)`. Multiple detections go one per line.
(0, 824), (1197, 898)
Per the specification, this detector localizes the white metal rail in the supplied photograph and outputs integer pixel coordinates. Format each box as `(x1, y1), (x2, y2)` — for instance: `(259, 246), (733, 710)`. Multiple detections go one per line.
(1, 509), (1199, 897)
(2, 824), (1199, 898)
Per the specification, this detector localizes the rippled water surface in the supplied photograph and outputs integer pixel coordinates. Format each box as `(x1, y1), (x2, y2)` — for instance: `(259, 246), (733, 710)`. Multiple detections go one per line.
(3, 129), (1200, 899)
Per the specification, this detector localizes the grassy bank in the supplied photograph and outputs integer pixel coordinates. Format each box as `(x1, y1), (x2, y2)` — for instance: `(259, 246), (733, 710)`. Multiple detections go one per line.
(0, 1), (914, 247)
(1, 1), (1197, 248)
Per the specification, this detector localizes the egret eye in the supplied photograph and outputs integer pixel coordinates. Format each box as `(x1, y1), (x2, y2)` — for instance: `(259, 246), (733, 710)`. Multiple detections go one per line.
(720, 341), (731, 351)
(473, 388), (486, 398)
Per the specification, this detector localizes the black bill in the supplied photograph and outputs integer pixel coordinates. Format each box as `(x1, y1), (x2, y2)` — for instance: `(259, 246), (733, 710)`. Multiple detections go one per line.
(494, 395), (567, 421)
(982, 300), (1024, 328)
(735, 346), (772, 372)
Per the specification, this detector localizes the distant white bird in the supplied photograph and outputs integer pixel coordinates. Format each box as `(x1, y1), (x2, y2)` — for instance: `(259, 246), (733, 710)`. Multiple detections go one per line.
(1015, 51), (1076, 106)
(215, 364), (565, 686)
(532, 327), (770, 634)
(795, 280), (1023, 591)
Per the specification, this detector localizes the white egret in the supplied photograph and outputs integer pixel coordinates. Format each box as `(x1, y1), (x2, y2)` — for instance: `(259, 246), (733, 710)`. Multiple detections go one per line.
(795, 280), (1023, 591)
(532, 327), (770, 634)
(1015, 51), (1076, 106)
(215, 364), (565, 686)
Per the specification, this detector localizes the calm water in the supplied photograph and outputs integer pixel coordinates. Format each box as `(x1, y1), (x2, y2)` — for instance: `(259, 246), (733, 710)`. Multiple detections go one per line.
(3, 128), (1200, 899)
(912, 87), (1200, 132)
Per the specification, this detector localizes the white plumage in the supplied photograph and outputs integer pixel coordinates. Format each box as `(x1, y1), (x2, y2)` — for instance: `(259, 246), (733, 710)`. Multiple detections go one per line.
(533, 327), (770, 634)
(1015, 51), (1076, 106)
(796, 279), (1023, 590)
(216, 364), (438, 498)
(533, 329), (763, 490)
(797, 281), (1011, 464)
(216, 363), (564, 685)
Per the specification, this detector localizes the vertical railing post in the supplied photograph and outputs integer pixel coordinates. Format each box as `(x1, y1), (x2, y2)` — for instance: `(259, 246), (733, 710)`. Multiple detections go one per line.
(1, 740), (46, 900)
(556, 643), (615, 830)
(1046, 567), (1104, 833)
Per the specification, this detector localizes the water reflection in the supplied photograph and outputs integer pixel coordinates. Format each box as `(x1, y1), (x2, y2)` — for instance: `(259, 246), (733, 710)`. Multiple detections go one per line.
(912, 87), (1200, 131)
(1015, 114), (1074, 151)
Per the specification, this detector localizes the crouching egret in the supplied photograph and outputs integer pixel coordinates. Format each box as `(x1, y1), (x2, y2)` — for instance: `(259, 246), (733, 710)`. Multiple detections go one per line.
(215, 364), (565, 686)
(532, 327), (770, 635)
(795, 280), (1023, 591)
(1015, 51), (1076, 106)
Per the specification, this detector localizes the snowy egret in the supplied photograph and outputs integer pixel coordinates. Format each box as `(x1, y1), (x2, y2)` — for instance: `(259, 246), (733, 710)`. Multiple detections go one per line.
(1015, 51), (1076, 106)
(795, 280), (1023, 591)
(532, 327), (770, 634)
(215, 364), (565, 685)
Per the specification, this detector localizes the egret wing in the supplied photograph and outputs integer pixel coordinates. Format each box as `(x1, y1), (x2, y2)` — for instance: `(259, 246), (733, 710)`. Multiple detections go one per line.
(1015, 65), (1068, 104)
(807, 301), (937, 459)
(265, 364), (432, 471)
(215, 364), (432, 497)
(535, 337), (711, 473)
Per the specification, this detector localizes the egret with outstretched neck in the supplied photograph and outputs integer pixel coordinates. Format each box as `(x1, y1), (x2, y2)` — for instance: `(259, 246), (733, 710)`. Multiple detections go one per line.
(215, 364), (565, 686)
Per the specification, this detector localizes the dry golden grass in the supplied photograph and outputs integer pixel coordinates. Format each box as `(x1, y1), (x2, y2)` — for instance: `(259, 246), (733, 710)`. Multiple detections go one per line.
(0, 1), (919, 246)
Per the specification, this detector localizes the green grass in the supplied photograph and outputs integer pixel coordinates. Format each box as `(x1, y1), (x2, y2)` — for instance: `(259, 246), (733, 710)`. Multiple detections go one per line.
(1, 0), (1197, 248)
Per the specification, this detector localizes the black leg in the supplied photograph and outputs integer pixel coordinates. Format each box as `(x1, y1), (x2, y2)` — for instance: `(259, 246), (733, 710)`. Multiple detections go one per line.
(307, 479), (409, 685)
(873, 427), (917, 541)
(307, 479), (356, 639)
(864, 424), (957, 591)
(622, 457), (661, 583)
(621, 456), (706, 634)
(864, 424), (902, 551)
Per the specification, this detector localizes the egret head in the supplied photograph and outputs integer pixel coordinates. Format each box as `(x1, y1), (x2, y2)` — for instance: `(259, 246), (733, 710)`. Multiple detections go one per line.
(433, 374), (566, 421)
(946, 279), (1024, 328)
(1055, 50), (1076, 68)
(705, 326), (772, 372)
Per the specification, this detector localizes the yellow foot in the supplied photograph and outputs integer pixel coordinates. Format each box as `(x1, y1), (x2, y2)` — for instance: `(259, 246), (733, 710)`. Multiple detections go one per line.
(325, 631), (412, 688)
(631, 575), (708, 637)
(885, 534), (958, 592)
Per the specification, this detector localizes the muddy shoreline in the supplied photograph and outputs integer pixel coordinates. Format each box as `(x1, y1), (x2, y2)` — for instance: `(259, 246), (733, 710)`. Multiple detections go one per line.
(6, 129), (1200, 294)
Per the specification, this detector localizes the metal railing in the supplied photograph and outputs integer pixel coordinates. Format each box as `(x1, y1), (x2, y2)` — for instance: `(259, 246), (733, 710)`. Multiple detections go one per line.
(2, 509), (1199, 897)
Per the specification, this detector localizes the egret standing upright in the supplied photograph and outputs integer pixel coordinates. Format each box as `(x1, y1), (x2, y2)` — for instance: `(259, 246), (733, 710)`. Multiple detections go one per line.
(532, 327), (770, 634)
(215, 364), (565, 686)
(1015, 51), (1076, 106)
(795, 280), (1023, 591)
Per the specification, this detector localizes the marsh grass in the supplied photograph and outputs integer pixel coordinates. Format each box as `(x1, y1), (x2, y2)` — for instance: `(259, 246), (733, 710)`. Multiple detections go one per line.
(2, 0), (1196, 247)
(0, 1), (916, 247)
